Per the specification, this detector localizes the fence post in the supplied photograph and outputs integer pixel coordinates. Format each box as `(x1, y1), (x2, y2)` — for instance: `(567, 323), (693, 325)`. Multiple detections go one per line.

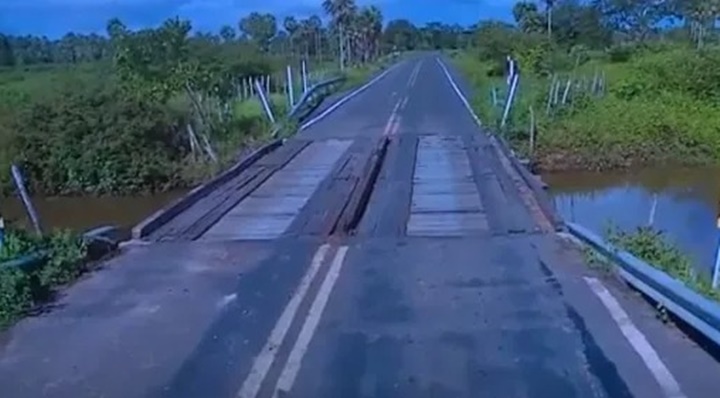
(301, 59), (309, 93)
(286, 65), (295, 109)
(11, 164), (42, 235)
(712, 237), (720, 289)
(529, 105), (536, 157)
(500, 73), (520, 129)
(254, 79), (276, 125)
(561, 78), (572, 106)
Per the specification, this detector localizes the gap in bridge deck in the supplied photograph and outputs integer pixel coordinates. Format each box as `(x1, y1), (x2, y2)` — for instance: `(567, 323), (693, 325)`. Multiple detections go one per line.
(200, 139), (353, 240)
(406, 135), (489, 237)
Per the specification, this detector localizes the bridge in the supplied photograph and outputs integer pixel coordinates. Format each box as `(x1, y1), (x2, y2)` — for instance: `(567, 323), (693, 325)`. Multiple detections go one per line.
(1, 54), (719, 397)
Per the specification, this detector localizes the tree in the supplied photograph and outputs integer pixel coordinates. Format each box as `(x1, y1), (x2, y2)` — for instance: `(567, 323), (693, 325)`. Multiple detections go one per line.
(0, 34), (16, 66)
(219, 25), (236, 42)
(239, 12), (277, 52)
(283, 16), (299, 55)
(597, 0), (667, 42)
(385, 19), (419, 51)
(322, 0), (358, 70)
(513, 2), (544, 34)
(355, 6), (383, 61)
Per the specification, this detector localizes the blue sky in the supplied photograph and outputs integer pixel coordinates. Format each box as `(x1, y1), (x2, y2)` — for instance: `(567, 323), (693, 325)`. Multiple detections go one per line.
(0, 0), (515, 38)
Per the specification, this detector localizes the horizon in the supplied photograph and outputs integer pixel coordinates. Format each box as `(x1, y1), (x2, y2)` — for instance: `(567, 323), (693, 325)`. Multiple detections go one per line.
(0, 0), (516, 39)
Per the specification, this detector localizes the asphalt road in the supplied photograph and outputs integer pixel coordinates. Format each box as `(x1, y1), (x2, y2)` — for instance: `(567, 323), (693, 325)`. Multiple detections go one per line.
(1, 54), (719, 398)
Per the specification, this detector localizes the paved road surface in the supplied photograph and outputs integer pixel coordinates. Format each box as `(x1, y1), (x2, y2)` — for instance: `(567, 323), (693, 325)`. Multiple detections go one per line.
(1, 54), (719, 398)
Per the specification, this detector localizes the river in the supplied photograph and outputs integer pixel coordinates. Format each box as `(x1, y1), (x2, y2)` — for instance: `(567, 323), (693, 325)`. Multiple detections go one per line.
(0, 191), (186, 235)
(544, 166), (720, 276)
(2, 167), (718, 276)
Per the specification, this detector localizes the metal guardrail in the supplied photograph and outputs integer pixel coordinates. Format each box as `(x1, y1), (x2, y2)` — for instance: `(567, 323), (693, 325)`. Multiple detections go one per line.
(288, 75), (346, 121)
(0, 226), (123, 272)
(566, 222), (720, 347)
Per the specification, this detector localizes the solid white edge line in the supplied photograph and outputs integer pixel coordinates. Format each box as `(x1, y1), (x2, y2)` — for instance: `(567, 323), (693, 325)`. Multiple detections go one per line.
(434, 57), (483, 127)
(299, 62), (401, 131)
(583, 277), (686, 398)
(273, 246), (350, 397)
(237, 244), (332, 398)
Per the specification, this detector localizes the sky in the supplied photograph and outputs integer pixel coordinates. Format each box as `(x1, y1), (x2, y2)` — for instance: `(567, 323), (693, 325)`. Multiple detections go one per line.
(0, 0), (515, 38)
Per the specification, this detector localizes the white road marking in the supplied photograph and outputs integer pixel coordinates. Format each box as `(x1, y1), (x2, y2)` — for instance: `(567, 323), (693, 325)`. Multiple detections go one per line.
(300, 62), (401, 131)
(407, 61), (422, 88)
(237, 244), (332, 398)
(273, 246), (350, 397)
(217, 293), (238, 309)
(584, 277), (687, 398)
(434, 57), (483, 127)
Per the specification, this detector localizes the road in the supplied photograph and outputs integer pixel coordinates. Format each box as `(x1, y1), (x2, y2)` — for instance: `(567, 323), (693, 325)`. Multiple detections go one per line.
(1, 54), (719, 398)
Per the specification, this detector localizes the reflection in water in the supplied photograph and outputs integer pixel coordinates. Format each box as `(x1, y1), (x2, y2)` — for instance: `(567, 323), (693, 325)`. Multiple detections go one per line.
(0, 191), (186, 233)
(544, 167), (720, 275)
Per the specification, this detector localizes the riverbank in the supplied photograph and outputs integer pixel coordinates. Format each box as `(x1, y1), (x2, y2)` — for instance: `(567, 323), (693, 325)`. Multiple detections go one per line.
(452, 46), (720, 172)
(0, 21), (394, 199)
(0, 227), (88, 328)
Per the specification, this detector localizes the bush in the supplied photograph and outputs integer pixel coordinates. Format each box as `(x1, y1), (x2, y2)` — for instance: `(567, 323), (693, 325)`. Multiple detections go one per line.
(454, 44), (720, 171)
(0, 227), (87, 328)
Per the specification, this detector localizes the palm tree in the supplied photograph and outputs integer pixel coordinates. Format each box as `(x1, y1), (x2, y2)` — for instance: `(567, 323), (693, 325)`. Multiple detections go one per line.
(362, 6), (383, 61)
(322, 0), (357, 70)
(283, 16), (299, 56)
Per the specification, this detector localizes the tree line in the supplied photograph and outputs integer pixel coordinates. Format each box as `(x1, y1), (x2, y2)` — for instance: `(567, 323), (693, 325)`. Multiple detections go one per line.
(0, 8), (472, 69)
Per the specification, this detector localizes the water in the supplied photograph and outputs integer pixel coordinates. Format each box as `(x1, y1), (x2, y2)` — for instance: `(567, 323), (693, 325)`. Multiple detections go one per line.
(544, 166), (720, 275)
(0, 191), (186, 234)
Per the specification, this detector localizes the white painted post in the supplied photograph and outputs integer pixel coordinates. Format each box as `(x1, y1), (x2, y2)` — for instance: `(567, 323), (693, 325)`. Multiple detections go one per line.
(301, 59), (309, 93)
(529, 105), (536, 157)
(286, 65), (295, 109)
(254, 79), (276, 125)
(713, 216), (720, 289)
(500, 73), (520, 129)
(11, 164), (42, 235)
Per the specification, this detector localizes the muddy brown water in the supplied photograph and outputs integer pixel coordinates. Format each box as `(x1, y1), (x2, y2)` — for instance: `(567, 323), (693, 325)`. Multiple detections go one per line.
(0, 191), (187, 235)
(544, 166), (720, 275)
(2, 166), (719, 276)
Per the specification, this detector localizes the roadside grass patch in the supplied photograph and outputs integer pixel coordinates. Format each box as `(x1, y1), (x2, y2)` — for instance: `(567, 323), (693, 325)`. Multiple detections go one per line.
(605, 225), (720, 303)
(0, 227), (87, 328)
(453, 47), (720, 171)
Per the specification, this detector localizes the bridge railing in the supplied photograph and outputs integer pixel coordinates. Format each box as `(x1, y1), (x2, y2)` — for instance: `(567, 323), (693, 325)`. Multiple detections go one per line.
(489, 56), (720, 349)
(567, 222), (720, 348)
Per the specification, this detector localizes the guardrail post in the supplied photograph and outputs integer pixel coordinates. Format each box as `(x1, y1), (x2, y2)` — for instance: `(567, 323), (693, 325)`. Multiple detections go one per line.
(11, 163), (42, 235)
(254, 80), (276, 125)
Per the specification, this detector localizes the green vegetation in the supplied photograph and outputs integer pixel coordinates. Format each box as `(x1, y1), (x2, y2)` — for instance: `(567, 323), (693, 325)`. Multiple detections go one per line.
(0, 1), (404, 196)
(0, 0), (450, 328)
(606, 225), (720, 303)
(0, 228), (87, 328)
(452, 0), (720, 172)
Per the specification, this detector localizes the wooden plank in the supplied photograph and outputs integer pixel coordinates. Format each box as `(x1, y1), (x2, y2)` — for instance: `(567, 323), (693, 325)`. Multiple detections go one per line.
(179, 141), (311, 240)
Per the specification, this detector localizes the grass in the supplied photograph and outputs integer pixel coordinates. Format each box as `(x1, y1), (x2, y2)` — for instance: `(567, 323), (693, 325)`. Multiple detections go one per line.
(452, 46), (720, 172)
(605, 225), (720, 303)
(0, 227), (88, 328)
